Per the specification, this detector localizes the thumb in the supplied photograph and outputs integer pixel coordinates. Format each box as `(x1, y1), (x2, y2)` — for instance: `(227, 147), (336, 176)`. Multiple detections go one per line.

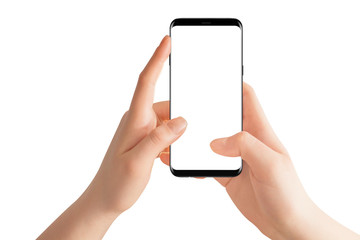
(131, 117), (187, 161)
(210, 131), (281, 176)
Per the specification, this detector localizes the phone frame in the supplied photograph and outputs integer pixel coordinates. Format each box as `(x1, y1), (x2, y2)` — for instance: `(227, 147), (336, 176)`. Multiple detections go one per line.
(169, 18), (243, 177)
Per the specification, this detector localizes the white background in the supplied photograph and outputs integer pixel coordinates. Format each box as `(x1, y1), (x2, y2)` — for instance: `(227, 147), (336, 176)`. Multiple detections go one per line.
(0, 0), (359, 239)
(171, 26), (242, 170)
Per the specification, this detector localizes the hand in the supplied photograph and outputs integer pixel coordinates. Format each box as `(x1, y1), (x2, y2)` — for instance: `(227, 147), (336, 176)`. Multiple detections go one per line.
(209, 83), (359, 239)
(38, 35), (187, 240)
(160, 83), (305, 238)
(209, 83), (309, 239)
(161, 83), (359, 240)
(89, 35), (186, 215)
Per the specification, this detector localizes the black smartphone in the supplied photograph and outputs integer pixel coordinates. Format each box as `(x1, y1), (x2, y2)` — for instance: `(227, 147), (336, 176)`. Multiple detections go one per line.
(169, 18), (243, 177)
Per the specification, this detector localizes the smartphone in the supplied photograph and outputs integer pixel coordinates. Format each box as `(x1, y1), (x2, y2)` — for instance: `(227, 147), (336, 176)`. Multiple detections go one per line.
(169, 18), (243, 177)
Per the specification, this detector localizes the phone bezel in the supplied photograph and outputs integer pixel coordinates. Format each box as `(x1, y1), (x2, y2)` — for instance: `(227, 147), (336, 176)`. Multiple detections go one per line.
(169, 18), (243, 177)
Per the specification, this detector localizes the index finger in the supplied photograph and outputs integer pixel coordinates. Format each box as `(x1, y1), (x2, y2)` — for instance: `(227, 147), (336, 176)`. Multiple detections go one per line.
(129, 35), (171, 113)
(243, 82), (288, 155)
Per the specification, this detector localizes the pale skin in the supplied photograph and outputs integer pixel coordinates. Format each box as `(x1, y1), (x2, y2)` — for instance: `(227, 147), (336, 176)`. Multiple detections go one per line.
(38, 36), (360, 240)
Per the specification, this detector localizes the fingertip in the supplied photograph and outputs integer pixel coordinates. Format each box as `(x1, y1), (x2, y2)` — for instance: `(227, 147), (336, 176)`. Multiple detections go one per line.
(164, 35), (170, 41)
(210, 137), (227, 154)
(158, 35), (171, 59)
(130, 36), (170, 113)
(167, 117), (187, 135)
(160, 152), (169, 166)
(159, 35), (170, 46)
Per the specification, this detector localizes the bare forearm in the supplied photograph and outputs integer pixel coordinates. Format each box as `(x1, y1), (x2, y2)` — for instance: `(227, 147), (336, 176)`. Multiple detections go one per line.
(38, 185), (119, 240)
(276, 201), (360, 240)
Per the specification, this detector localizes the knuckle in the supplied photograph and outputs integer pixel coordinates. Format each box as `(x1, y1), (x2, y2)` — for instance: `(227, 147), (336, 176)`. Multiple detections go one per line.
(138, 70), (151, 84)
(236, 131), (250, 147)
(149, 130), (163, 146)
(164, 121), (177, 135)
(233, 131), (251, 156)
(138, 70), (146, 82)
(126, 111), (156, 132)
(121, 110), (129, 121)
(117, 110), (129, 128)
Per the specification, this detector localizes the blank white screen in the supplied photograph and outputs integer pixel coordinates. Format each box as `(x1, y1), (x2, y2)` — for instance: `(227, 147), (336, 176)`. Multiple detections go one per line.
(171, 25), (242, 170)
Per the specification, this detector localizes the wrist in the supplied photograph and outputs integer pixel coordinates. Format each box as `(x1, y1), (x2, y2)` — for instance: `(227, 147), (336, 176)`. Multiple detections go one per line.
(80, 180), (122, 221)
(38, 180), (121, 240)
(270, 197), (321, 240)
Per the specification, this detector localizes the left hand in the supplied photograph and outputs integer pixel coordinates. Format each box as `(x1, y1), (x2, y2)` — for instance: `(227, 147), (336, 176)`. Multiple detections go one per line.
(87, 35), (187, 215)
(38, 35), (187, 240)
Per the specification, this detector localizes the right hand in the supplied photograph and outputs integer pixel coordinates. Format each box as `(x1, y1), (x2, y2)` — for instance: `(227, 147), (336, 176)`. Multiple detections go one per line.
(210, 83), (359, 239)
(161, 83), (360, 239)
(210, 83), (311, 239)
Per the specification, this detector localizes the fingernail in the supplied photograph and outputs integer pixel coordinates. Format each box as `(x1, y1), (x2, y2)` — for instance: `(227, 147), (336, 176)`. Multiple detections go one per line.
(167, 117), (187, 134)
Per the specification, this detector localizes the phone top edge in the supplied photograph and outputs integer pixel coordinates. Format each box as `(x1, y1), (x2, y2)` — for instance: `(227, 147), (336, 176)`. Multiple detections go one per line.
(170, 18), (242, 29)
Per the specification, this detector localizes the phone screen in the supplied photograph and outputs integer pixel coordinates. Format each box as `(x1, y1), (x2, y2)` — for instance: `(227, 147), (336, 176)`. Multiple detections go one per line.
(170, 19), (243, 176)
